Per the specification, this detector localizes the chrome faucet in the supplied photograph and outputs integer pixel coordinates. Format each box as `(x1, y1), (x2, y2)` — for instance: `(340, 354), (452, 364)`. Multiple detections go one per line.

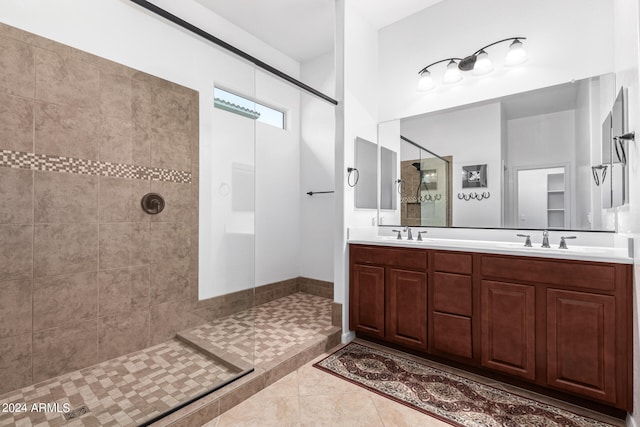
(417, 231), (428, 241)
(516, 234), (532, 247)
(541, 230), (550, 248)
(559, 236), (576, 249)
(404, 226), (413, 240)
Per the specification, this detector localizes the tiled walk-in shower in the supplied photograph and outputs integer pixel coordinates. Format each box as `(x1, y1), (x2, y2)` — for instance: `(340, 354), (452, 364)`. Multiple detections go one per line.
(0, 21), (340, 427)
(0, 292), (339, 426)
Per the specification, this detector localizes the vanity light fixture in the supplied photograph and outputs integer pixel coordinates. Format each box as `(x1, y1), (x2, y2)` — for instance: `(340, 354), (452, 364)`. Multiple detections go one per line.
(417, 37), (527, 92)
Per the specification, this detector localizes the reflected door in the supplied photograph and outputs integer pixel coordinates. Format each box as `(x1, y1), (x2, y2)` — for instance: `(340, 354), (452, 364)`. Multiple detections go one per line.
(516, 167), (567, 229)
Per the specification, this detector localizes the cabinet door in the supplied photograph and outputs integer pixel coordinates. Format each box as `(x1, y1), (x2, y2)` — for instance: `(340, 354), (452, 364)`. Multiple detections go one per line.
(547, 289), (616, 404)
(386, 269), (427, 350)
(350, 264), (385, 337)
(481, 281), (536, 380)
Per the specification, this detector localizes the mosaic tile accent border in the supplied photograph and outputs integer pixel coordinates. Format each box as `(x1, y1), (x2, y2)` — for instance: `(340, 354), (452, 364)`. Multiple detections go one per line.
(0, 149), (192, 183)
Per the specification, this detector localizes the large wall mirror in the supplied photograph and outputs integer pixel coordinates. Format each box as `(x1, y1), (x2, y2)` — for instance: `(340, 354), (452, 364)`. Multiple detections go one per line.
(378, 73), (617, 231)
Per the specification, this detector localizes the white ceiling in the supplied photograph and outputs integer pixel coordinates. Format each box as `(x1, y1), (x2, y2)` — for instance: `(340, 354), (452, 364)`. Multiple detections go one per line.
(352, 0), (443, 29)
(193, 0), (443, 63)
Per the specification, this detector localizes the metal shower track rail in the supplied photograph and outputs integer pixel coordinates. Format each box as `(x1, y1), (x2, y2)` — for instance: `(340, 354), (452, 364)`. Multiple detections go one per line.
(129, 0), (338, 106)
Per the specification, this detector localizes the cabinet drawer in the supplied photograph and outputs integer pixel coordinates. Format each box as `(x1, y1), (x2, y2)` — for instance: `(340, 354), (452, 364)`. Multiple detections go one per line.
(433, 272), (472, 316)
(433, 251), (472, 274)
(432, 312), (472, 359)
(351, 245), (427, 271)
(481, 255), (615, 291)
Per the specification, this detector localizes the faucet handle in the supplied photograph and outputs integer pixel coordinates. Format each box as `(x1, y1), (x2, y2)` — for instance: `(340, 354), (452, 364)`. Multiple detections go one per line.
(392, 229), (402, 240)
(417, 231), (428, 241)
(559, 236), (577, 249)
(516, 234), (532, 247)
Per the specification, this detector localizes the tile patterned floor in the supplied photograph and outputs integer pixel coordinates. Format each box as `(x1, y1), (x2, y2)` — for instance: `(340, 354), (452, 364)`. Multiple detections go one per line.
(0, 292), (334, 426)
(204, 340), (626, 427)
(203, 348), (452, 427)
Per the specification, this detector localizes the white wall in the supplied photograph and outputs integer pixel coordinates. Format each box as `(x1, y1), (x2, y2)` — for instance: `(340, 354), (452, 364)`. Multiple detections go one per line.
(343, 2), (380, 230)
(336, 0), (380, 339)
(300, 52), (336, 282)
(612, 1), (640, 426)
(401, 102), (503, 228)
(0, 0), (307, 298)
(378, 0), (615, 122)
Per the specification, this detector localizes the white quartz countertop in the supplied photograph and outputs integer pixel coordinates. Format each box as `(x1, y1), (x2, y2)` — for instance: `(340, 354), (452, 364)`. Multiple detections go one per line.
(348, 236), (633, 264)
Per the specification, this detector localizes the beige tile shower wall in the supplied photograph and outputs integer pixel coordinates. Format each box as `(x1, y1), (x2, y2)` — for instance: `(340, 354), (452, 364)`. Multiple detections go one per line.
(0, 23), (199, 393)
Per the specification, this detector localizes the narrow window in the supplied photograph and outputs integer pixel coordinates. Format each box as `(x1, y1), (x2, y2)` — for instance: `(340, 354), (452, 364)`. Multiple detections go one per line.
(214, 87), (285, 129)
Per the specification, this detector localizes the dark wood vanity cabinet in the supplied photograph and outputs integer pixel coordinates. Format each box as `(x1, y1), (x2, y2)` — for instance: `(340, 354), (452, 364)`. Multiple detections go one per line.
(349, 244), (633, 412)
(350, 245), (427, 351)
(480, 254), (631, 408)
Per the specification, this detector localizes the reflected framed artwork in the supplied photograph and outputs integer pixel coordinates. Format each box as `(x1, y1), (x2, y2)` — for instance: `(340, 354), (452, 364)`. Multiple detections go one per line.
(462, 164), (487, 188)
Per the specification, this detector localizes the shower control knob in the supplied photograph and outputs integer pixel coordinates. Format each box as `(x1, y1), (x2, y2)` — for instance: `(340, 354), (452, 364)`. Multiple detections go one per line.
(141, 193), (165, 215)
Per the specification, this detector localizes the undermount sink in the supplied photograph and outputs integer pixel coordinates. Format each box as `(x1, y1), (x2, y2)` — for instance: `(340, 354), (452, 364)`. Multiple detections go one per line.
(351, 230), (630, 264)
(376, 236), (611, 255)
(379, 236), (430, 243)
(493, 242), (608, 254)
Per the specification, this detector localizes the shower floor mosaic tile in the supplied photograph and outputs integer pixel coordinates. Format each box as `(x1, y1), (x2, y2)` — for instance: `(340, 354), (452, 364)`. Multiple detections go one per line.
(0, 340), (235, 427)
(182, 293), (337, 368)
(0, 292), (335, 426)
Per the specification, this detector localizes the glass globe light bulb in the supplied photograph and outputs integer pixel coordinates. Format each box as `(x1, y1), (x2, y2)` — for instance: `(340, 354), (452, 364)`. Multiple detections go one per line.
(473, 50), (493, 76)
(505, 39), (527, 66)
(417, 70), (435, 92)
(443, 60), (463, 84)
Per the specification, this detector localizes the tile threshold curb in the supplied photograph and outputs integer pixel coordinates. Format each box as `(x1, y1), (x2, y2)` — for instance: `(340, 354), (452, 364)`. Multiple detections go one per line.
(150, 327), (342, 426)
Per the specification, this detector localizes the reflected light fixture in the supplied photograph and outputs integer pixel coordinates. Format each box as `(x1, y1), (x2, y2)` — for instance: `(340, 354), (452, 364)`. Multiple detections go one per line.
(417, 37), (527, 91)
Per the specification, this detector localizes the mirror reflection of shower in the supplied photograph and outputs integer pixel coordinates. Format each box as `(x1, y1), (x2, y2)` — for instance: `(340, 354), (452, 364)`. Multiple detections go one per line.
(400, 136), (451, 227)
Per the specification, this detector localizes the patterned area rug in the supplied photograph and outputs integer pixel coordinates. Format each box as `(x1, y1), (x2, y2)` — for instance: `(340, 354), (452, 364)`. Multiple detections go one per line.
(314, 342), (616, 427)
